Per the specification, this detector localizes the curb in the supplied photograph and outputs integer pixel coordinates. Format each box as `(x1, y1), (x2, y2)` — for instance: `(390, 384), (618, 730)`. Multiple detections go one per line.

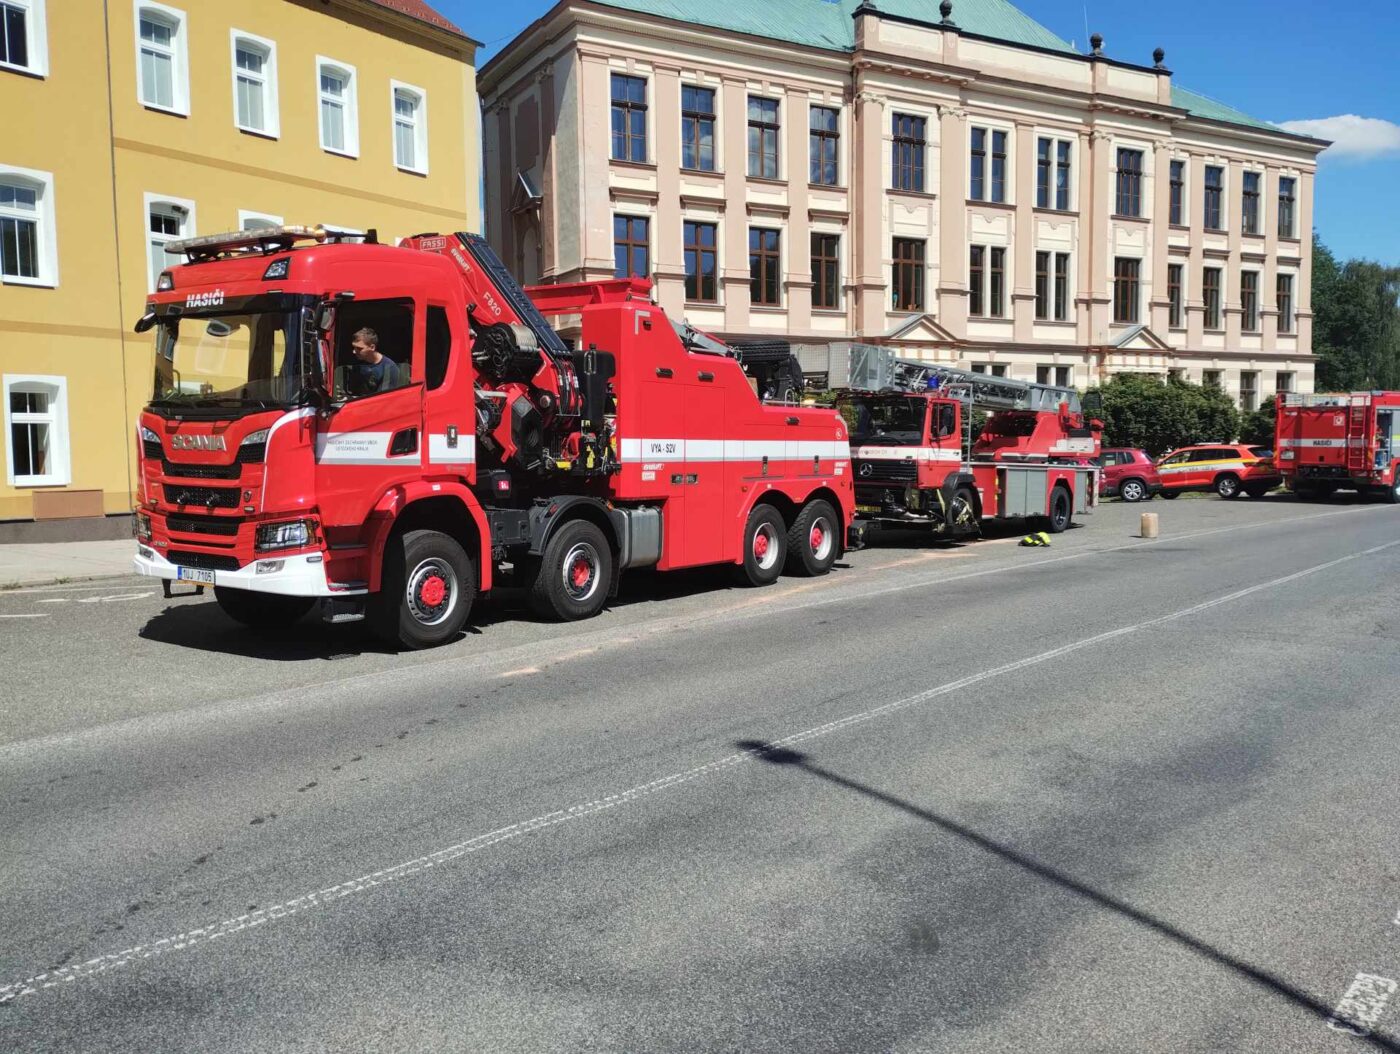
(0, 570), (140, 592)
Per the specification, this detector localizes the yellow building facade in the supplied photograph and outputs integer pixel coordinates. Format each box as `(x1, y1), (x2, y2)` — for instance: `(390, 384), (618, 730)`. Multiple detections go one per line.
(0, 0), (480, 531)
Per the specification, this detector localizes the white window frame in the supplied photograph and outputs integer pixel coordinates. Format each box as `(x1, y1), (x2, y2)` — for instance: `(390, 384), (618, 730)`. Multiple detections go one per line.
(390, 80), (428, 175)
(315, 56), (359, 158)
(3, 373), (70, 487)
(143, 191), (195, 294)
(0, 163), (57, 288)
(229, 29), (279, 138)
(238, 209), (282, 230)
(968, 122), (1014, 205)
(0, 0), (48, 77)
(133, 1), (188, 116)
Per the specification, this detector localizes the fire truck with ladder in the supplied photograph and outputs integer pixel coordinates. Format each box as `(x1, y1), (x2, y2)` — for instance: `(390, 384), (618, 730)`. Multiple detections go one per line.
(1276, 391), (1400, 503)
(777, 343), (1102, 537)
(130, 225), (856, 648)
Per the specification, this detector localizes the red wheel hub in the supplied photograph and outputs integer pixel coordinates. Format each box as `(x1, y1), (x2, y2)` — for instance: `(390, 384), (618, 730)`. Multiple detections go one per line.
(570, 557), (592, 588)
(419, 575), (447, 607)
(753, 532), (769, 558)
(810, 524), (824, 550)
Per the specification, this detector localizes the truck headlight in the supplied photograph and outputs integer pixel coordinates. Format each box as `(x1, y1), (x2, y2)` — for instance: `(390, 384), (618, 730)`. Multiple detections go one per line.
(134, 511), (152, 542)
(255, 519), (314, 551)
(241, 429), (270, 446)
(141, 426), (160, 444)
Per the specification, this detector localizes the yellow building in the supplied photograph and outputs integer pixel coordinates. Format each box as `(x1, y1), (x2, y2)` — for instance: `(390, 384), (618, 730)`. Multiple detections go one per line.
(0, 0), (480, 534)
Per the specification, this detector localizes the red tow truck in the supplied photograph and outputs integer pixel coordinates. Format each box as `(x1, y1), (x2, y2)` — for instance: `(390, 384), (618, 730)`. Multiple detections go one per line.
(827, 348), (1101, 537)
(1276, 392), (1400, 502)
(131, 225), (856, 647)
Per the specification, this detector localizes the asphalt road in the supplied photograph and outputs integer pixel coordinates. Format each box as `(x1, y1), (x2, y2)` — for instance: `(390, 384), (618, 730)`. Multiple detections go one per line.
(4, 494), (1400, 1052)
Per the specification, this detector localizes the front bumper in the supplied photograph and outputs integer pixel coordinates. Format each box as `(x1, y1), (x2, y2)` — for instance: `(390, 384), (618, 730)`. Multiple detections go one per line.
(132, 547), (359, 597)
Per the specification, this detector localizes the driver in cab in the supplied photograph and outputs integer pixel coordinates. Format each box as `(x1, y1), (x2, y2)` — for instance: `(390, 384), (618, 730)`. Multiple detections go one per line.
(348, 327), (406, 396)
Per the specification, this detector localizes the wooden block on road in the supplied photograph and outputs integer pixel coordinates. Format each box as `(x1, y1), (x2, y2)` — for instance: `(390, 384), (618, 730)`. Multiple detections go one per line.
(1140, 512), (1160, 539)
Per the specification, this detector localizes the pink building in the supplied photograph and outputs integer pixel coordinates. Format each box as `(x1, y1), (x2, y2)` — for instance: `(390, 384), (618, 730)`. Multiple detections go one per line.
(479, 0), (1328, 407)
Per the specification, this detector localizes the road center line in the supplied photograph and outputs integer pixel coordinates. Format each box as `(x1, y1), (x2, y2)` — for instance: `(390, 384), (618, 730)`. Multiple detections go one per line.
(4, 535), (1396, 1006)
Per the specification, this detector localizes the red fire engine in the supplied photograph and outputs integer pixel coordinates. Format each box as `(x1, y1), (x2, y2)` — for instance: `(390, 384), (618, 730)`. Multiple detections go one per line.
(808, 347), (1101, 537)
(130, 226), (856, 647)
(1276, 392), (1400, 502)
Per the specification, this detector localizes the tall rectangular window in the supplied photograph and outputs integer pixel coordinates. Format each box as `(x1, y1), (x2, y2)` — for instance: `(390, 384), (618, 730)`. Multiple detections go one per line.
(1277, 274), (1294, 334)
(1055, 140), (1071, 210)
(1278, 177), (1297, 238)
(1169, 159), (1185, 225)
(1116, 149), (1144, 217)
(747, 96), (779, 179)
(1203, 267), (1222, 329)
(1113, 257), (1140, 324)
(1034, 250), (1050, 319)
(1168, 263), (1184, 328)
(0, 0), (45, 74)
(1276, 371), (1295, 394)
(5, 376), (69, 486)
(1241, 271), (1259, 331)
(317, 60), (358, 157)
(1036, 139), (1051, 208)
(1053, 252), (1070, 321)
(1036, 365), (1072, 387)
(0, 178), (39, 280)
(610, 74), (647, 163)
(990, 130), (1007, 203)
(969, 127), (986, 201)
(1203, 370), (1222, 389)
(811, 232), (840, 310)
(749, 227), (780, 306)
(681, 85), (715, 172)
(1204, 166), (1224, 230)
(392, 84), (427, 173)
(231, 33), (278, 137)
(1242, 171), (1261, 235)
(989, 247), (1006, 316)
(969, 246), (985, 316)
(1240, 371), (1259, 412)
(684, 221), (716, 303)
(891, 113), (925, 192)
(891, 238), (924, 312)
(613, 215), (648, 279)
(137, 6), (186, 113)
(145, 198), (190, 293)
(809, 106), (839, 186)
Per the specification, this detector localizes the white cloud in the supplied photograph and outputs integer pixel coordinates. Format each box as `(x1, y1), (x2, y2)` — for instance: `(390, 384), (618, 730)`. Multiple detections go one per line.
(1277, 114), (1400, 158)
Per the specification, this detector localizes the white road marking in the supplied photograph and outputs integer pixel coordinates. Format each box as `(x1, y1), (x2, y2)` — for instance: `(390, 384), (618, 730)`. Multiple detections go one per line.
(34, 592), (153, 606)
(0, 613), (48, 619)
(3, 535), (1397, 1005)
(1327, 973), (1397, 1036)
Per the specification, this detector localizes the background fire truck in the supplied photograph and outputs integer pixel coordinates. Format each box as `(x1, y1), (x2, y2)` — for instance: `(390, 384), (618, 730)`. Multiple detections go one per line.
(131, 226), (855, 648)
(1276, 392), (1400, 502)
(738, 343), (1101, 538)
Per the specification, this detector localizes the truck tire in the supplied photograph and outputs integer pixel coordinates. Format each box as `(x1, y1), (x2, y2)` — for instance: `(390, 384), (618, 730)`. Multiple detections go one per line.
(1293, 483), (1319, 501)
(213, 587), (314, 629)
(529, 519), (613, 622)
(1244, 484), (1272, 499)
(1118, 478), (1148, 503)
(1161, 490), (1180, 500)
(1215, 474), (1242, 499)
(785, 499), (839, 577)
(738, 503), (786, 586)
(1046, 485), (1073, 533)
(370, 529), (475, 649)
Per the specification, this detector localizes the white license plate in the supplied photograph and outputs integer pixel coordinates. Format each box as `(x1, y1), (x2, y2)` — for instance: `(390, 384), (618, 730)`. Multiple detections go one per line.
(175, 566), (215, 585)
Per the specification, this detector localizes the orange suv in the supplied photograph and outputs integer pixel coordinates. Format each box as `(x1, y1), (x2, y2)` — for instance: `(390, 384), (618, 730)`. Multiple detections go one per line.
(1156, 444), (1281, 500)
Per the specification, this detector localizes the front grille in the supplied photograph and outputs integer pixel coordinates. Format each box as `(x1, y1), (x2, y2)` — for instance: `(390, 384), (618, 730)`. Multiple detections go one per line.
(166, 550), (242, 572)
(162, 460), (242, 480)
(166, 515), (242, 536)
(161, 484), (241, 509)
(236, 442), (266, 464)
(854, 459), (918, 484)
(142, 439), (163, 460)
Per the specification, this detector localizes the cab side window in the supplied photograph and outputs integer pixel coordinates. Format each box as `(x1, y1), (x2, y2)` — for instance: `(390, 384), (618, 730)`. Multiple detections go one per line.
(333, 298), (415, 401)
(425, 306), (451, 391)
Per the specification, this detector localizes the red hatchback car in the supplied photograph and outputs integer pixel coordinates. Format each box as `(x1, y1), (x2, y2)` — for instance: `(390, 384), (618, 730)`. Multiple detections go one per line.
(1097, 448), (1163, 502)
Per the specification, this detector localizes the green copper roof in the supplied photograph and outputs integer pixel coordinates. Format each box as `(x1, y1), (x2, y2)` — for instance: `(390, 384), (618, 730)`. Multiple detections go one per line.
(579, 0), (1278, 134)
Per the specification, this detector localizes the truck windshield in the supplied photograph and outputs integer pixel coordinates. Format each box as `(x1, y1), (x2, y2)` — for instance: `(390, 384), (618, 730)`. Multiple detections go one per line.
(151, 311), (314, 412)
(840, 396), (926, 445)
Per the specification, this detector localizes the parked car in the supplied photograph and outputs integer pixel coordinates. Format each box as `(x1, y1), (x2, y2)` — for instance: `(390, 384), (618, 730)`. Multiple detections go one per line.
(1156, 443), (1282, 499)
(1097, 448), (1162, 502)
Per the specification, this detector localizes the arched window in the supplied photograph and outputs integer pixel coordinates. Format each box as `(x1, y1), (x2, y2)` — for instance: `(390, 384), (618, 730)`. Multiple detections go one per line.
(230, 30), (279, 137)
(391, 82), (428, 174)
(317, 58), (359, 157)
(135, 3), (187, 114)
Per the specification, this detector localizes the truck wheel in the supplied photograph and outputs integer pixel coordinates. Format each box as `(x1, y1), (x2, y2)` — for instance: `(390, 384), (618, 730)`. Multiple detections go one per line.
(785, 499), (839, 577)
(529, 519), (613, 622)
(1046, 486), (1073, 533)
(1386, 479), (1400, 505)
(1244, 485), (1271, 499)
(1293, 483), (1319, 501)
(1118, 478), (1148, 503)
(213, 587), (314, 629)
(739, 503), (786, 586)
(1161, 490), (1180, 500)
(1215, 474), (1242, 499)
(370, 529), (475, 649)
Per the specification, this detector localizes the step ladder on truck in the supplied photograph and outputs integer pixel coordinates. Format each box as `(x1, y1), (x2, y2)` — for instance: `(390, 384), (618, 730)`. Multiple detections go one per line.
(740, 342), (1104, 539)
(1276, 391), (1400, 503)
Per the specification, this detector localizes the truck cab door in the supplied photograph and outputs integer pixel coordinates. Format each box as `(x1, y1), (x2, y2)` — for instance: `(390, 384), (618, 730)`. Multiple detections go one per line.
(420, 303), (474, 480)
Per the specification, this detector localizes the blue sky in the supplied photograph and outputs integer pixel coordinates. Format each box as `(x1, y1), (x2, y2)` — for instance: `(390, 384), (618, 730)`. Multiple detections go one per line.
(446, 0), (1400, 265)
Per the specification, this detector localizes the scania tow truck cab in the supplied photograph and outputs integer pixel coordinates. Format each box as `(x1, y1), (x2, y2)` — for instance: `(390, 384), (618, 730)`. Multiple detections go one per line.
(133, 225), (855, 647)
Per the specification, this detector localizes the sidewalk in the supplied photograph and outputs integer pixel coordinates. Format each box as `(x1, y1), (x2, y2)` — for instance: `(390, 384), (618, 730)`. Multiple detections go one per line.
(0, 540), (136, 589)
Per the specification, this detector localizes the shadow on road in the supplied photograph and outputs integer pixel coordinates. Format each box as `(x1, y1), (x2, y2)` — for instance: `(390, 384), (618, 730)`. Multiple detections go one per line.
(735, 738), (1400, 1051)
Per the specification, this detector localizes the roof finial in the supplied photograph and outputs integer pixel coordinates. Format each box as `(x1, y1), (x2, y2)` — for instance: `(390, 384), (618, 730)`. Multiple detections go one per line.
(1153, 47), (1166, 69)
(939, 0), (954, 25)
(1089, 33), (1104, 56)
(853, 0), (879, 15)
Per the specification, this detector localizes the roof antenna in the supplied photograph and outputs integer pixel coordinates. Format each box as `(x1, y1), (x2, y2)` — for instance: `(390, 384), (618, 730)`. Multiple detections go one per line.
(1082, 4), (1090, 53)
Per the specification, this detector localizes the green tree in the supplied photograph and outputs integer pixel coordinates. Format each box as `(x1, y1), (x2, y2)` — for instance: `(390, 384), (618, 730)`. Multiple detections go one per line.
(1313, 237), (1400, 392)
(1239, 395), (1277, 447)
(1085, 373), (1240, 456)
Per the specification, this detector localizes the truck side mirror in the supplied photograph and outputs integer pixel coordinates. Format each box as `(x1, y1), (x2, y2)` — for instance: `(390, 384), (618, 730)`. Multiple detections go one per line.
(134, 310), (158, 334)
(316, 303), (336, 332)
